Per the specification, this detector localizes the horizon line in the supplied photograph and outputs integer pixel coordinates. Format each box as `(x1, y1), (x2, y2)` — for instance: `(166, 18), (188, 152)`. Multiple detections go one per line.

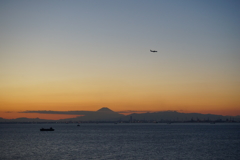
(4, 108), (239, 117)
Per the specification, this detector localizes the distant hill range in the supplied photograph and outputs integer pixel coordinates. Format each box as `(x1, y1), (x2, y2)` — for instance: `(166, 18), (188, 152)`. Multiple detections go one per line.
(1, 107), (240, 122)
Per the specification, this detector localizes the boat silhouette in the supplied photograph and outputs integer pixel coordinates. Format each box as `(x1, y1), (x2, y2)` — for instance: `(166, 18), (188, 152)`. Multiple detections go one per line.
(40, 127), (54, 131)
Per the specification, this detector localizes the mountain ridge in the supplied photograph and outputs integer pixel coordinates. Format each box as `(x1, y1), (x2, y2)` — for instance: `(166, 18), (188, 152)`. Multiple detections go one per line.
(1, 108), (239, 122)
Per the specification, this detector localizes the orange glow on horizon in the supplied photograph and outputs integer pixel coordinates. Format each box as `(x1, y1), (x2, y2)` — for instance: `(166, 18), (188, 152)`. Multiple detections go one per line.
(1, 77), (239, 119)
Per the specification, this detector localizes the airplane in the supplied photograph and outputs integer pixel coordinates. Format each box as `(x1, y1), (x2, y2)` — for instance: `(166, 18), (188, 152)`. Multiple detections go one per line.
(150, 50), (157, 52)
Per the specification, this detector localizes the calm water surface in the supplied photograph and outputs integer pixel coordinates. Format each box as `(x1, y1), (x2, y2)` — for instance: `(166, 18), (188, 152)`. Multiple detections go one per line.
(0, 123), (239, 160)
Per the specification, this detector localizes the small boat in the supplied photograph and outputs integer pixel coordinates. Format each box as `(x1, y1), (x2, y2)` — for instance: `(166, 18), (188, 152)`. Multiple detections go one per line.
(40, 127), (54, 131)
(77, 124), (80, 126)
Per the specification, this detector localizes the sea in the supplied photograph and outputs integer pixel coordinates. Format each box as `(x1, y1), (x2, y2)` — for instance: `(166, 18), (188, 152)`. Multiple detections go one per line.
(0, 123), (239, 160)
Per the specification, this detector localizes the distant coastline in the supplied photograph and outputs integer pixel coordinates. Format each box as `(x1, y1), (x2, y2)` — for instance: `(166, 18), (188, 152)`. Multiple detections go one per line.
(1, 107), (240, 123)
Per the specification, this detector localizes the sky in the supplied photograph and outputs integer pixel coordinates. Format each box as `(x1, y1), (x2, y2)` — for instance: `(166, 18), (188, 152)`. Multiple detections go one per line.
(0, 0), (240, 120)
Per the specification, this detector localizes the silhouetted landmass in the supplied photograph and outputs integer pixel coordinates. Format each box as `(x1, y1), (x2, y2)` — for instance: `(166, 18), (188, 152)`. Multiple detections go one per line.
(1, 107), (240, 123)
(0, 117), (55, 123)
(123, 111), (237, 122)
(64, 107), (123, 121)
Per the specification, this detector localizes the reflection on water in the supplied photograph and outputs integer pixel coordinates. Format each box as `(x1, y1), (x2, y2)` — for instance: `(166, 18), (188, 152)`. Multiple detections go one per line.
(0, 123), (240, 159)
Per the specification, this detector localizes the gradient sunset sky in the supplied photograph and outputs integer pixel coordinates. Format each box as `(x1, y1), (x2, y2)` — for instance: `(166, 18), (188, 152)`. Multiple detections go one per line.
(1, 0), (240, 120)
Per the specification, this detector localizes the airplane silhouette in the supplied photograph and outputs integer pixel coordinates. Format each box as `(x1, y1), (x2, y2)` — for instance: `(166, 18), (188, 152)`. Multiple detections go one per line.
(150, 50), (157, 52)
